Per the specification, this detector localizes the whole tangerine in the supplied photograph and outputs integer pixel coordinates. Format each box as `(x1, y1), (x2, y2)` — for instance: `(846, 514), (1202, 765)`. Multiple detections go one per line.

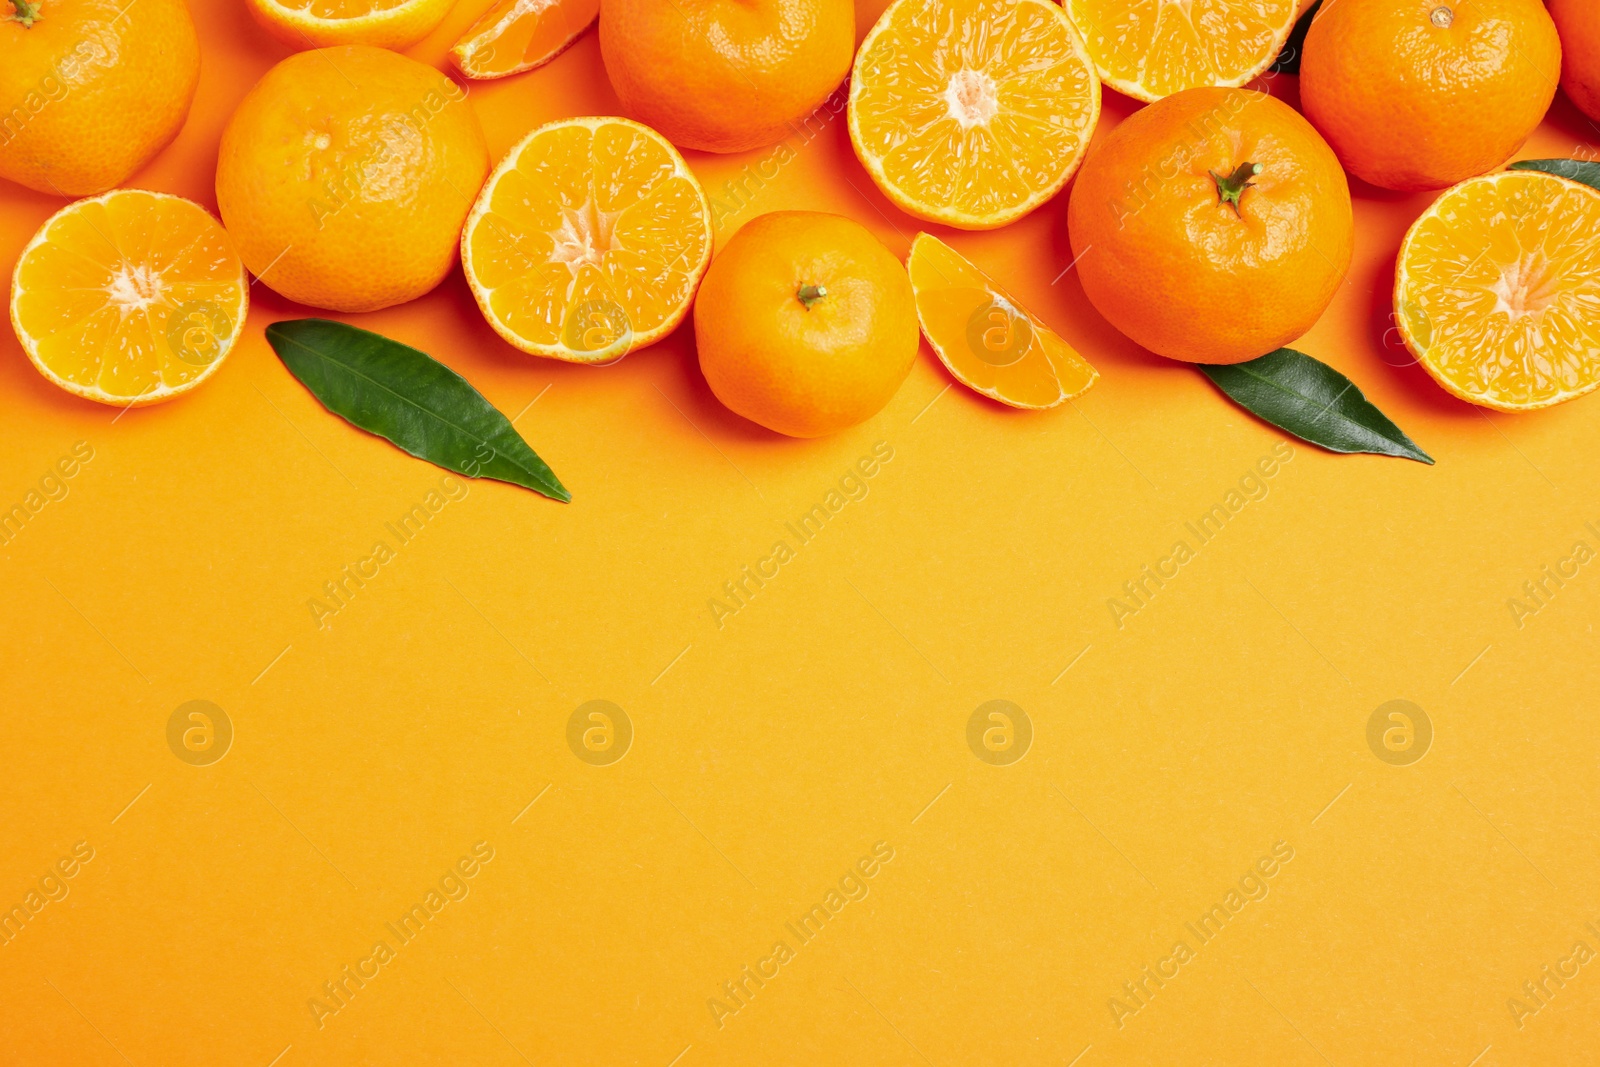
(1300, 0), (1561, 191)
(0, 0), (200, 197)
(1067, 87), (1353, 365)
(600, 0), (854, 154)
(695, 211), (918, 437)
(216, 47), (490, 314)
(1549, 0), (1600, 123)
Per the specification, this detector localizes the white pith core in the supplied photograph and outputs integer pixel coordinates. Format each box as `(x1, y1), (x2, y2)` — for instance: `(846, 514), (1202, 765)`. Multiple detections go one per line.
(1489, 254), (1559, 319)
(107, 264), (165, 313)
(549, 201), (618, 272)
(944, 69), (999, 129)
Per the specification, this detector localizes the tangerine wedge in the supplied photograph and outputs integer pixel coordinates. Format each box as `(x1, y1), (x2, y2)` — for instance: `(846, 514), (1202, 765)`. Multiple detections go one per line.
(10, 190), (248, 407)
(1395, 170), (1600, 412)
(461, 117), (713, 363)
(451, 0), (599, 80)
(848, 0), (1101, 230)
(1063, 0), (1299, 102)
(908, 233), (1098, 409)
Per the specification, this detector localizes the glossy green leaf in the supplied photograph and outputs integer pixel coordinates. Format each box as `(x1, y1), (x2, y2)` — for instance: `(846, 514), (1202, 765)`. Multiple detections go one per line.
(266, 319), (570, 501)
(1199, 348), (1434, 464)
(1507, 158), (1600, 192)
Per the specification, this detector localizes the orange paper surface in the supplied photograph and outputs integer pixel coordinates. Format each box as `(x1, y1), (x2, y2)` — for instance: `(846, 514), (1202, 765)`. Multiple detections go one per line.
(2, 3), (1599, 1065)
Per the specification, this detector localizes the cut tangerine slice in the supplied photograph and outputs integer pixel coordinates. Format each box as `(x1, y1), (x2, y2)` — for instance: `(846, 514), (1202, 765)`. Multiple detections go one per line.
(461, 117), (713, 363)
(246, 0), (456, 49)
(451, 0), (599, 80)
(848, 0), (1101, 230)
(1062, 0), (1299, 102)
(10, 190), (248, 407)
(908, 233), (1097, 409)
(1395, 170), (1600, 412)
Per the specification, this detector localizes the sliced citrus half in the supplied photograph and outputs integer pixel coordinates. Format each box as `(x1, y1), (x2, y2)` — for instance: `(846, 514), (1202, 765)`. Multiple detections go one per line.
(451, 0), (599, 80)
(246, 0), (456, 49)
(908, 233), (1097, 409)
(1062, 0), (1299, 102)
(10, 190), (248, 407)
(848, 0), (1101, 230)
(1395, 169), (1600, 412)
(461, 116), (713, 363)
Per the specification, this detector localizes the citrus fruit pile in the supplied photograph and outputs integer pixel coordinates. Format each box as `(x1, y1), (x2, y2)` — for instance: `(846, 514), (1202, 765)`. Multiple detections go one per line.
(3, 0), (1598, 427)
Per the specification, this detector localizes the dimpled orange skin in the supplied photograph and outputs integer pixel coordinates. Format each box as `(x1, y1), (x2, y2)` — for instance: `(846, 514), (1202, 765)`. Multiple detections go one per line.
(1549, 0), (1600, 122)
(1067, 87), (1353, 365)
(1300, 0), (1560, 192)
(600, 0), (854, 154)
(216, 47), (489, 314)
(0, 0), (199, 197)
(695, 212), (919, 438)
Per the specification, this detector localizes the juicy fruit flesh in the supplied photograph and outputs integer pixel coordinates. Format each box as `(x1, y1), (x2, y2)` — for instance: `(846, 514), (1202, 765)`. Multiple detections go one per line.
(908, 233), (1097, 409)
(453, 0), (598, 77)
(273, 0), (412, 14)
(851, 0), (1100, 225)
(466, 121), (710, 359)
(1399, 172), (1600, 410)
(12, 192), (246, 403)
(1063, 0), (1298, 100)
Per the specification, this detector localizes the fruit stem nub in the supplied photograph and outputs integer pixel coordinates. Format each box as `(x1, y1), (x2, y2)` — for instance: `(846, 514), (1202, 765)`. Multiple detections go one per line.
(1210, 162), (1262, 216)
(8, 0), (42, 25)
(797, 284), (828, 310)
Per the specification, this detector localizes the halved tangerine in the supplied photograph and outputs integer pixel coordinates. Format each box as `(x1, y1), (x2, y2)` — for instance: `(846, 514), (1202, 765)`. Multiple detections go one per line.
(450, 0), (599, 80)
(461, 117), (713, 363)
(10, 190), (248, 406)
(848, 0), (1101, 230)
(1062, 0), (1299, 102)
(1395, 169), (1600, 412)
(908, 233), (1098, 409)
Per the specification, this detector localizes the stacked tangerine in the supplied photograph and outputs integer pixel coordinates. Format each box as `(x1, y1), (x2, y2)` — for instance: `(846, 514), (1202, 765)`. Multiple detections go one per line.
(4, 0), (1600, 424)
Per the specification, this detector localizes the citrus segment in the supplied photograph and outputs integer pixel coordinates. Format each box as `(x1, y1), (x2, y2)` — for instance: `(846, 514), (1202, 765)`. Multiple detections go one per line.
(462, 117), (713, 363)
(1395, 171), (1600, 412)
(848, 0), (1101, 230)
(246, 0), (456, 48)
(908, 233), (1097, 409)
(451, 0), (599, 80)
(10, 190), (248, 406)
(1062, 0), (1298, 103)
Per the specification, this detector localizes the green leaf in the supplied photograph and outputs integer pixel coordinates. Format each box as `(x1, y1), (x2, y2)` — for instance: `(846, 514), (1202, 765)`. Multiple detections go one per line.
(266, 319), (570, 502)
(1199, 348), (1434, 464)
(1269, 0), (1320, 75)
(1508, 158), (1600, 192)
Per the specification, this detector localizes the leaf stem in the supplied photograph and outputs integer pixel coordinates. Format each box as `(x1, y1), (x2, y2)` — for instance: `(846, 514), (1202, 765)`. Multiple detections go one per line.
(796, 284), (828, 310)
(8, 0), (42, 25)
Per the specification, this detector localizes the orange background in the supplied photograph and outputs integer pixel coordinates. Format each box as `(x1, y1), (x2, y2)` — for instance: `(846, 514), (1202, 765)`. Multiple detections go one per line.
(3, 1), (1600, 1065)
